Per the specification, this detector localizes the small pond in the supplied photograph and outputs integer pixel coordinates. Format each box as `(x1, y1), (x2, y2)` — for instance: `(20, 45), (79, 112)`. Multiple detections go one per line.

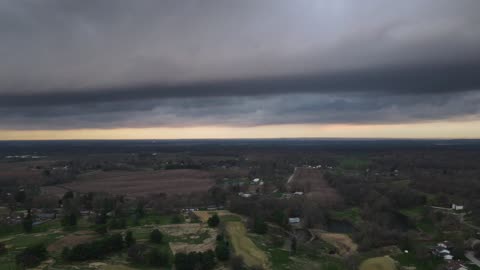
(326, 219), (355, 233)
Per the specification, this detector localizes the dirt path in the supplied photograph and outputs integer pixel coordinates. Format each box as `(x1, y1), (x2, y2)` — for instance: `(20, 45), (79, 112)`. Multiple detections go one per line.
(287, 167), (297, 184)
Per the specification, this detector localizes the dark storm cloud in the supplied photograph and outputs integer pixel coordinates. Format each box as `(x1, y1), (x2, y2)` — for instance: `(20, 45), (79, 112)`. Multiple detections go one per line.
(2, 91), (480, 130)
(1, 0), (480, 129)
(1, 62), (480, 107)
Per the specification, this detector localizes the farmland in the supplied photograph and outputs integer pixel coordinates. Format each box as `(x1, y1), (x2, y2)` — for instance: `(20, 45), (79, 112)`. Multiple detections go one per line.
(288, 167), (342, 207)
(42, 169), (215, 196)
(0, 160), (51, 185)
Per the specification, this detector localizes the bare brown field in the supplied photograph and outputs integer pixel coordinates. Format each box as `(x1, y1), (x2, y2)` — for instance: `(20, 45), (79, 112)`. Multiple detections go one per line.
(0, 161), (51, 185)
(42, 169), (214, 196)
(289, 167), (342, 207)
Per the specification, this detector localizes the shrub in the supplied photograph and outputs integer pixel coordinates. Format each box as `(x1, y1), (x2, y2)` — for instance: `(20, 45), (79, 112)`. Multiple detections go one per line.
(61, 213), (77, 227)
(215, 241), (230, 261)
(108, 217), (126, 229)
(125, 230), (135, 247)
(95, 224), (108, 235)
(230, 255), (246, 270)
(207, 214), (220, 227)
(175, 251), (216, 270)
(150, 229), (163, 243)
(127, 244), (147, 263)
(171, 214), (183, 224)
(146, 247), (169, 267)
(16, 243), (48, 268)
(61, 247), (70, 260)
(22, 214), (33, 233)
(0, 242), (7, 255)
(63, 233), (124, 261)
(253, 217), (267, 234)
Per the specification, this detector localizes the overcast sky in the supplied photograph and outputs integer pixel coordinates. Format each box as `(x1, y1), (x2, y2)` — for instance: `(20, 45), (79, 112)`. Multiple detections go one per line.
(1, 0), (480, 138)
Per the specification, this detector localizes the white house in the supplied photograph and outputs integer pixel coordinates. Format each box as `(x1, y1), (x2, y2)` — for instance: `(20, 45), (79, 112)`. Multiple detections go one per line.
(452, 204), (464, 211)
(238, 192), (252, 198)
(288, 217), (301, 224)
(437, 242), (448, 249)
(444, 255), (453, 260)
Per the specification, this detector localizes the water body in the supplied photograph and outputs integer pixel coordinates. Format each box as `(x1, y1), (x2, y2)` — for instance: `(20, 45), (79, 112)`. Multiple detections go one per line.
(326, 219), (355, 233)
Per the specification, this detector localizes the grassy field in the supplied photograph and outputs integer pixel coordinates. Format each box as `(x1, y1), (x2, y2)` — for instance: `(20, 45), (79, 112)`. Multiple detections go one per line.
(338, 157), (371, 171)
(219, 214), (242, 222)
(394, 253), (444, 270)
(398, 206), (436, 234)
(225, 221), (269, 269)
(398, 206), (424, 220)
(360, 256), (397, 270)
(330, 207), (362, 226)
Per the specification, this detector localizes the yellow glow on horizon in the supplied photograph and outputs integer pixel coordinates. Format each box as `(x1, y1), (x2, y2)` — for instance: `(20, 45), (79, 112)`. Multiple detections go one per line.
(1, 120), (480, 140)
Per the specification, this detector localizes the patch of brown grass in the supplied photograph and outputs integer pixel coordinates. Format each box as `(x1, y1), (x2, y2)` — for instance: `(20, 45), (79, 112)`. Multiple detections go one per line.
(47, 232), (96, 253)
(312, 231), (358, 256)
(289, 168), (342, 207)
(43, 169), (214, 196)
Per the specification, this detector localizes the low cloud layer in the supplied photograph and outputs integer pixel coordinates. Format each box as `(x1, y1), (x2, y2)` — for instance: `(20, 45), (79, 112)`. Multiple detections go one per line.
(1, 0), (480, 130)
(2, 91), (480, 130)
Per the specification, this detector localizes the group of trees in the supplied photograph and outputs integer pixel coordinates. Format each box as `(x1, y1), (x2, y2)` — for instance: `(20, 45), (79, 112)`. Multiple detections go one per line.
(127, 244), (169, 267)
(0, 242), (7, 255)
(230, 196), (297, 229)
(61, 191), (79, 227)
(325, 172), (430, 250)
(150, 228), (163, 243)
(174, 251), (216, 270)
(126, 228), (168, 267)
(61, 233), (127, 261)
(207, 214), (220, 227)
(215, 234), (230, 261)
(16, 243), (48, 268)
(22, 211), (33, 233)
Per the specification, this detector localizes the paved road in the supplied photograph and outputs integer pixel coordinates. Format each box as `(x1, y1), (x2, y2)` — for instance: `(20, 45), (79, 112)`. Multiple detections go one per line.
(465, 251), (480, 268)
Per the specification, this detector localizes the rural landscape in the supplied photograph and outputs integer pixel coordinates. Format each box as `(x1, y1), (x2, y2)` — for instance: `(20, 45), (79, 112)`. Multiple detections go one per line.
(2, 1), (480, 269)
(1, 139), (480, 270)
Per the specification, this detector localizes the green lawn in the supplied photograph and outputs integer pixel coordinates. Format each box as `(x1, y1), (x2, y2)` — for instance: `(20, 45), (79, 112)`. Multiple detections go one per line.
(394, 253), (444, 270)
(330, 207), (362, 226)
(339, 157), (371, 171)
(399, 206), (424, 220)
(360, 256), (397, 270)
(220, 215), (242, 222)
